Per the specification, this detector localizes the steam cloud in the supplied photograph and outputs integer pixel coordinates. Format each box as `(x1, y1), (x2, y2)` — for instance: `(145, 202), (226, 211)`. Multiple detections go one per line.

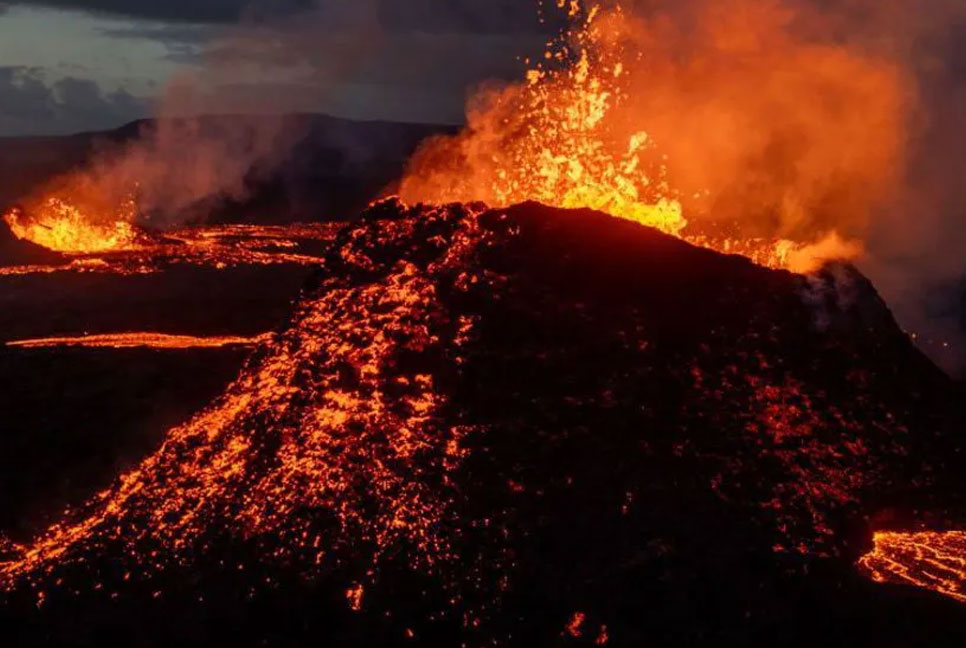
(400, 0), (966, 373)
(20, 0), (545, 228)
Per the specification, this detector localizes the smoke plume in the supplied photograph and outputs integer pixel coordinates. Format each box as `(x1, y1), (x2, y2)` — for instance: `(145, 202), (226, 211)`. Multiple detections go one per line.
(11, 0), (966, 371)
(16, 0), (544, 229)
(400, 0), (966, 373)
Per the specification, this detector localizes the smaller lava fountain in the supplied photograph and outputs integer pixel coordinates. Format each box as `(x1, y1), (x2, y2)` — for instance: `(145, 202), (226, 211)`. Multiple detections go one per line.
(3, 196), (144, 255)
(0, 200), (341, 277)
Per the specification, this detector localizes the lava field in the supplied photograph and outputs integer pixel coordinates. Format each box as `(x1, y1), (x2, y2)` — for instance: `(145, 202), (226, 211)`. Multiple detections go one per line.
(2, 200), (965, 646)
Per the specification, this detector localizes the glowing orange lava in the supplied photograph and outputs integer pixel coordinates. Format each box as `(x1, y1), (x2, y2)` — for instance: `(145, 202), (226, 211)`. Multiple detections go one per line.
(401, 3), (688, 242)
(565, 611), (587, 638)
(6, 332), (270, 350)
(400, 0), (902, 273)
(0, 208), (474, 605)
(3, 198), (142, 254)
(0, 222), (340, 276)
(859, 531), (966, 603)
(0, 199), (955, 638)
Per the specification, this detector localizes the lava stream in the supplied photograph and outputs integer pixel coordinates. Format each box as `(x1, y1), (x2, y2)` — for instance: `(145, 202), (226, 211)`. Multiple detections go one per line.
(859, 531), (966, 603)
(0, 221), (340, 276)
(0, 207), (474, 598)
(5, 332), (270, 350)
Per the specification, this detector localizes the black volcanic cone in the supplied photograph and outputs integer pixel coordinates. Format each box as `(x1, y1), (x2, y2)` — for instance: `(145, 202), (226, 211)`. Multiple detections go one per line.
(3, 200), (966, 646)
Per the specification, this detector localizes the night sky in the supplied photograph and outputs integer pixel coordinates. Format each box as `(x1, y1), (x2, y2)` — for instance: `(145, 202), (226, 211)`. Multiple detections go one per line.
(0, 0), (550, 135)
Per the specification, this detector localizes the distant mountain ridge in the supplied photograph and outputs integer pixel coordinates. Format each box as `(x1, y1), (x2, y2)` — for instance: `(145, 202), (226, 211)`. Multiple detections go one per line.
(0, 114), (456, 225)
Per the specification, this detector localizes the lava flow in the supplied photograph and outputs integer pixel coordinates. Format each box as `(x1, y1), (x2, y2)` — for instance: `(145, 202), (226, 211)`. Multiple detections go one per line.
(0, 214), (340, 276)
(2, 200), (960, 644)
(859, 531), (966, 603)
(0, 2), (960, 643)
(5, 332), (270, 350)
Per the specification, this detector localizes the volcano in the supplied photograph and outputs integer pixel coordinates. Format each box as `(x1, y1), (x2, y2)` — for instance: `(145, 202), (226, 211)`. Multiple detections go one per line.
(3, 200), (966, 646)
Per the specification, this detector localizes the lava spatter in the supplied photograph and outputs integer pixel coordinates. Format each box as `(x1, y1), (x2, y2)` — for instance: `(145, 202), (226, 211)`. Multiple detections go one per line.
(0, 203), (481, 595)
(6, 332), (270, 350)
(399, 1), (892, 273)
(3, 198), (143, 255)
(2, 200), (962, 644)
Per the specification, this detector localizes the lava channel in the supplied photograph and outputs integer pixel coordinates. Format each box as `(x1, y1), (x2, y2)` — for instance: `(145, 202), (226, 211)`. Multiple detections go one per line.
(860, 531), (966, 603)
(5, 332), (271, 350)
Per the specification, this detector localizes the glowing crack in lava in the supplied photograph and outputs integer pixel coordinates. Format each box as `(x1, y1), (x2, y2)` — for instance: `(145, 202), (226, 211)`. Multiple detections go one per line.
(5, 332), (270, 350)
(860, 531), (966, 603)
(3, 199), (142, 254)
(400, 0), (904, 273)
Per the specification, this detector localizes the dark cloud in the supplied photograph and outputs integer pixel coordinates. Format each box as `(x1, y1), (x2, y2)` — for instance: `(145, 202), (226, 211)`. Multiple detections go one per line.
(99, 23), (211, 44)
(377, 0), (549, 34)
(174, 3), (548, 124)
(5, 0), (312, 23)
(0, 1), (553, 134)
(0, 67), (147, 136)
(98, 23), (213, 64)
(8, 0), (550, 31)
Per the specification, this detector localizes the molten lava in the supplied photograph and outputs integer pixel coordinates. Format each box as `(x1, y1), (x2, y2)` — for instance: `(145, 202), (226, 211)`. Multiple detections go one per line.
(0, 206), (473, 599)
(1, 200), (957, 642)
(401, 3), (687, 237)
(3, 198), (142, 255)
(0, 220), (340, 276)
(400, 0), (905, 273)
(6, 332), (270, 350)
(0, 3), (954, 642)
(860, 531), (966, 603)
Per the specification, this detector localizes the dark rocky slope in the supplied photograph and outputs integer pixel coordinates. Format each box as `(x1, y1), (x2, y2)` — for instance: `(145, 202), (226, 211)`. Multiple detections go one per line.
(3, 200), (965, 646)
